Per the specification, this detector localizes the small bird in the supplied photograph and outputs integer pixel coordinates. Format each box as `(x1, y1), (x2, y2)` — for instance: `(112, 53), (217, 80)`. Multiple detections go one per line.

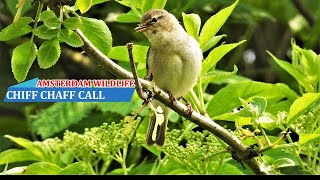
(135, 9), (203, 146)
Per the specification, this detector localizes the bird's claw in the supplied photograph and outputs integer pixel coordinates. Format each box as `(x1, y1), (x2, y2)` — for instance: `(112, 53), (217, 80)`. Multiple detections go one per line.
(142, 89), (153, 105)
(178, 96), (193, 118)
(166, 91), (177, 105)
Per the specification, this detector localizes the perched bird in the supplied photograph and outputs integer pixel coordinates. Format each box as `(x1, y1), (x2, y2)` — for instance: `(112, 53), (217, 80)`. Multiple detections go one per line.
(135, 9), (203, 146)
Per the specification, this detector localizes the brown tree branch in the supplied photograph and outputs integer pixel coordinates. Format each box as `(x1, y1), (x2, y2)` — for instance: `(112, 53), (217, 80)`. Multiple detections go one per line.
(75, 29), (267, 175)
(291, 0), (315, 26)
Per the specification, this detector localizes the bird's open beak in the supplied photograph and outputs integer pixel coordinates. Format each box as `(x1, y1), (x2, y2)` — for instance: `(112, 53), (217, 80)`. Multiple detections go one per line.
(134, 24), (149, 32)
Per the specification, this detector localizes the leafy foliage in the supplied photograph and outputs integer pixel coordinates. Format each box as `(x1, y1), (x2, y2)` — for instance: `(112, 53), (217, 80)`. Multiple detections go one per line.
(1, 0), (320, 175)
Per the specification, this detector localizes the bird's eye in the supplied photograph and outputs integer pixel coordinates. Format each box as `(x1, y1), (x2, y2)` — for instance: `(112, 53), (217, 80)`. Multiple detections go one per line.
(151, 18), (158, 23)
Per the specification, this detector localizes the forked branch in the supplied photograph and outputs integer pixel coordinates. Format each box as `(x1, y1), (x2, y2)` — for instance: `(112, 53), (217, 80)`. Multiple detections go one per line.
(75, 29), (267, 175)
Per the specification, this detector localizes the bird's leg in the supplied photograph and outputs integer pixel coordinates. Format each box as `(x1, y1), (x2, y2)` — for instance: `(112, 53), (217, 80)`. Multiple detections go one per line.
(142, 89), (153, 105)
(144, 73), (154, 81)
(178, 96), (193, 118)
(165, 91), (176, 104)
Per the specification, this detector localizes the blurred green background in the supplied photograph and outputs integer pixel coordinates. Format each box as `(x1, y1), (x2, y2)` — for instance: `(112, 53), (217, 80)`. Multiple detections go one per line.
(1, 0), (320, 150)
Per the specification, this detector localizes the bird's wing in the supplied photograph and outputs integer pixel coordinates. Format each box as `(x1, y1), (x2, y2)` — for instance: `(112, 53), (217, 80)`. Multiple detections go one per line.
(145, 46), (153, 80)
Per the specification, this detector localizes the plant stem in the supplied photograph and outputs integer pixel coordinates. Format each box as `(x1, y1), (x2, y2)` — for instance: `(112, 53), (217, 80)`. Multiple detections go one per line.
(286, 133), (305, 171)
(197, 79), (207, 116)
(31, 1), (43, 41)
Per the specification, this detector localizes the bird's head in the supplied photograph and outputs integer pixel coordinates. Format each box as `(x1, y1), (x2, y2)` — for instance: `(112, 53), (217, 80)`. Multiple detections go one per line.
(135, 9), (181, 43)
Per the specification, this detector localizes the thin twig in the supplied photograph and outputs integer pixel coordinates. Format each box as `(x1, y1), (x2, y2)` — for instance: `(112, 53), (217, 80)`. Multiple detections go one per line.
(291, 0), (315, 26)
(75, 29), (267, 175)
(127, 43), (148, 100)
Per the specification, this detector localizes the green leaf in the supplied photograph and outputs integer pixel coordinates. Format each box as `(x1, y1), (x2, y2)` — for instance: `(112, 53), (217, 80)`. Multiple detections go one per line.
(207, 81), (298, 117)
(76, 0), (93, 14)
(214, 162), (246, 175)
(34, 25), (59, 40)
(115, 0), (141, 9)
(157, 159), (189, 175)
(199, 0), (238, 49)
(25, 162), (61, 175)
(257, 115), (277, 130)
(108, 45), (149, 63)
(40, 10), (61, 29)
(63, 17), (82, 30)
(79, 17), (112, 55)
(39, 9), (56, 21)
(151, 0), (167, 9)
(251, 96), (267, 116)
(201, 40), (246, 75)
(182, 13), (201, 39)
(11, 40), (37, 82)
(57, 29), (84, 47)
(141, 0), (167, 13)
(286, 93), (320, 126)
(116, 9), (141, 23)
(92, 0), (110, 6)
(37, 38), (61, 69)
(59, 162), (93, 175)
(0, 149), (39, 165)
(4, 135), (44, 160)
(201, 34), (226, 53)
(272, 158), (297, 169)
(268, 51), (315, 93)
(298, 134), (320, 146)
(201, 65), (238, 84)
(0, 17), (33, 41)
(31, 102), (96, 139)
(44, 17), (61, 29)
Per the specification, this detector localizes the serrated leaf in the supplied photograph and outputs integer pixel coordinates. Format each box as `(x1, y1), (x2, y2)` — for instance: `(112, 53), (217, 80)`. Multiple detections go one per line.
(298, 134), (320, 146)
(0, 149), (39, 165)
(59, 162), (93, 175)
(39, 9), (56, 21)
(25, 162), (61, 175)
(0, 17), (33, 41)
(108, 45), (149, 63)
(40, 10), (61, 30)
(34, 25), (59, 40)
(79, 17), (112, 55)
(31, 102), (96, 138)
(286, 93), (320, 126)
(11, 40), (37, 82)
(199, 0), (238, 49)
(63, 17), (82, 30)
(182, 13), (201, 39)
(37, 38), (60, 69)
(76, 0), (93, 14)
(4, 135), (44, 160)
(201, 40), (246, 75)
(58, 29), (84, 47)
(44, 17), (61, 29)
(268, 51), (315, 93)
